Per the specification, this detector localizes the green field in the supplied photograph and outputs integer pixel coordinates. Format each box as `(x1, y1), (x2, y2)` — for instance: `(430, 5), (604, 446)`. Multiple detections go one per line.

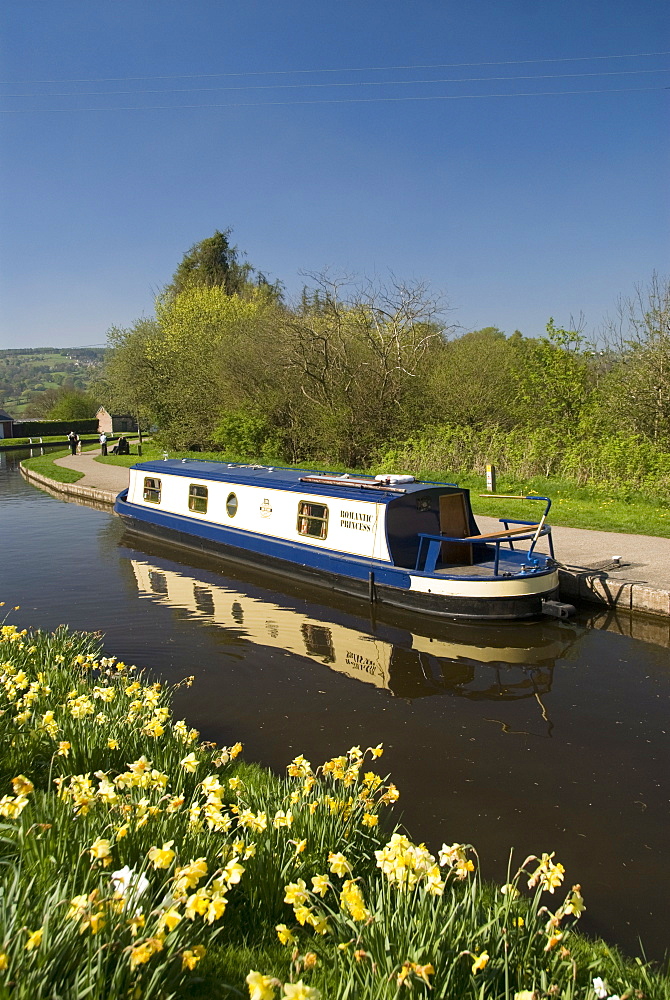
(0, 347), (106, 415)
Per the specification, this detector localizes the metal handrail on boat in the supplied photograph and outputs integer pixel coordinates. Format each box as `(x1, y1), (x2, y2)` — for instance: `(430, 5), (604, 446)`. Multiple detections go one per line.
(415, 527), (553, 576)
(479, 495), (554, 560)
(415, 495), (554, 578)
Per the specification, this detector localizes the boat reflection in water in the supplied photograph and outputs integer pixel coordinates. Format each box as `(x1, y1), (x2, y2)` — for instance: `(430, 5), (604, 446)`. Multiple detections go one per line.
(127, 555), (580, 731)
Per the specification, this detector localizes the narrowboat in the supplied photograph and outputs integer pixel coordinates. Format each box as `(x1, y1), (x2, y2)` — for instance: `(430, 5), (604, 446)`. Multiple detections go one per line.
(114, 460), (565, 621)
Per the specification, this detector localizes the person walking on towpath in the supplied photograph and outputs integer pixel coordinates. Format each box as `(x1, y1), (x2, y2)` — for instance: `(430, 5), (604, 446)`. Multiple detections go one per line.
(67, 431), (79, 456)
(99, 432), (108, 456)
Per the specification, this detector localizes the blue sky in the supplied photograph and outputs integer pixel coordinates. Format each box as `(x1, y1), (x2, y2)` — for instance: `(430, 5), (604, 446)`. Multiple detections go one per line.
(0, 0), (668, 349)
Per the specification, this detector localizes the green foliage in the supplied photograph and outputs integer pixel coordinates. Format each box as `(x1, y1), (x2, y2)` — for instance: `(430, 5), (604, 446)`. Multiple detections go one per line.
(512, 319), (592, 429)
(376, 424), (670, 500)
(167, 229), (281, 301)
(45, 389), (99, 421)
(212, 410), (281, 461)
(96, 318), (162, 434)
(426, 328), (524, 429)
(597, 272), (670, 444)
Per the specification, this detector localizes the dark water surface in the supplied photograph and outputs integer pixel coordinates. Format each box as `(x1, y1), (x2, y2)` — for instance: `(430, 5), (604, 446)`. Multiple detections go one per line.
(2, 450), (669, 961)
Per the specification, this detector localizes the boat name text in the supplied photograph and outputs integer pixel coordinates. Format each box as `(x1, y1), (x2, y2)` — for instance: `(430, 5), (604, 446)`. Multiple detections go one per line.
(341, 510), (372, 531)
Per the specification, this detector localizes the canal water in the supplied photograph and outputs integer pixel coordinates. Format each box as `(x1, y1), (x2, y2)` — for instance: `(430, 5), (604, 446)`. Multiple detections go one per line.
(2, 449), (669, 961)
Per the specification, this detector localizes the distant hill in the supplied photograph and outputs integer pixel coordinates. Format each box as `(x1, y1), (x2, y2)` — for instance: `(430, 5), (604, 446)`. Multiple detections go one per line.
(0, 347), (107, 416)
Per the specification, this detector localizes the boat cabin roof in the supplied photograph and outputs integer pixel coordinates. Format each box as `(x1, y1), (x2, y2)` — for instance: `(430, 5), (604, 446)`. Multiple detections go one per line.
(131, 460), (460, 505)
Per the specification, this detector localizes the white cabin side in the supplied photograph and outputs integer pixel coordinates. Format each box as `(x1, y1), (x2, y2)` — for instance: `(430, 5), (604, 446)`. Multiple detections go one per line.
(127, 468), (392, 561)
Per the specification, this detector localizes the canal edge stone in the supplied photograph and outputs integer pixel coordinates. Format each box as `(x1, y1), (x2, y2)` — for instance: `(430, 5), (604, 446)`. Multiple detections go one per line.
(19, 463), (116, 507)
(558, 566), (670, 619)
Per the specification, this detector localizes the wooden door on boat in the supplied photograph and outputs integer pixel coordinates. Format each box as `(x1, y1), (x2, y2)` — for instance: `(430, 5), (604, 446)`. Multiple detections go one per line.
(439, 493), (473, 565)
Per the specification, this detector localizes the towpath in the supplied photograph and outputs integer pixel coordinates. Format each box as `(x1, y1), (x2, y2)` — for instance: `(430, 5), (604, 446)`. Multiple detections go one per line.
(54, 449), (135, 493)
(33, 451), (670, 615)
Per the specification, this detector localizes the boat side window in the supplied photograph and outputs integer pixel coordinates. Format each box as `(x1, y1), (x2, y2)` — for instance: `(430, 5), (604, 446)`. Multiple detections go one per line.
(297, 500), (329, 539)
(188, 484), (208, 514)
(226, 492), (238, 518)
(143, 477), (161, 504)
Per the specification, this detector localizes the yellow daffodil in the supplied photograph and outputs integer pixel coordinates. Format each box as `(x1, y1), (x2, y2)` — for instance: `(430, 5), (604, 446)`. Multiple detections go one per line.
(182, 945), (206, 970)
(293, 904), (313, 926)
(328, 852), (352, 877)
(287, 754), (312, 777)
(273, 809), (293, 828)
(148, 840), (175, 869)
(246, 970), (276, 1000)
(160, 908), (182, 931)
(0, 953), (7, 970)
(173, 858), (208, 893)
(545, 932), (563, 950)
(282, 981), (320, 999)
(0, 794), (29, 819)
(275, 923), (296, 946)
(25, 928), (43, 951)
(311, 874), (329, 897)
(185, 889), (210, 920)
(88, 838), (113, 866)
(471, 952), (489, 974)
(129, 937), (163, 969)
(82, 909), (106, 935)
(11, 775), (33, 796)
(307, 912), (330, 935)
(564, 884), (586, 916)
(180, 752), (199, 772)
(205, 894), (228, 923)
(223, 857), (245, 886)
(67, 894), (89, 920)
(284, 879), (308, 906)
(528, 853), (565, 894)
(340, 880), (370, 921)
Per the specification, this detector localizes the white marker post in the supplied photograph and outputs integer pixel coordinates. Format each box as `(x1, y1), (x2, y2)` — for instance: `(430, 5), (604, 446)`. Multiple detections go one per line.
(486, 463), (497, 493)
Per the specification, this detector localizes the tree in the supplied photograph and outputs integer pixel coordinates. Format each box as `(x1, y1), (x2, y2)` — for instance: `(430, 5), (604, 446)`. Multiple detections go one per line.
(166, 229), (281, 300)
(47, 390), (99, 420)
(96, 318), (164, 437)
(425, 328), (525, 429)
(513, 319), (592, 430)
(600, 273), (670, 443)
(25, 383), (99, 419)
(279, 273), (449, 465)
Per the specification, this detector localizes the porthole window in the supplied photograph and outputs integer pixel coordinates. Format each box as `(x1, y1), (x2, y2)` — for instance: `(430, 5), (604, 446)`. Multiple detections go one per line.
(226, 492), (238, 518)
(143, 477), (161, 504)
(188, 483), (208, 514)
(297, 500), (329, 539)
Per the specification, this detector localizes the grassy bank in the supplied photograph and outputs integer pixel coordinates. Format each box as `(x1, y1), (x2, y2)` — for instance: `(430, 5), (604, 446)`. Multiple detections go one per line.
(0, 613), (667, 999)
